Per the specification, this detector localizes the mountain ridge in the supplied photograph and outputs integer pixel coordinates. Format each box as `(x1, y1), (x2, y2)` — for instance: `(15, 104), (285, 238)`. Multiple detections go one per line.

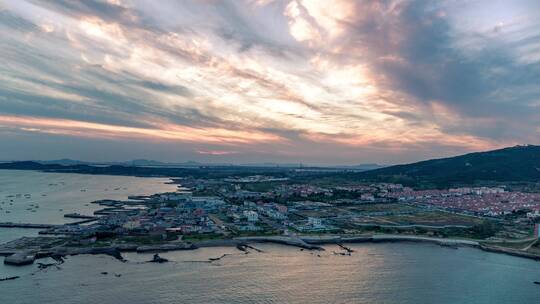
(358, 145), (540, 186)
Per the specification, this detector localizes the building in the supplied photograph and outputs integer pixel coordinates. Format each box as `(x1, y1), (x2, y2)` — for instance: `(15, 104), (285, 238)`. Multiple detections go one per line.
(275, 204), (288, 213)
(244, 210), (259, 222)
(123, 219), (141, 230)
(237, 223), (262, 231)
(158, 191), (192, 203)
(360, 193), (375, 202)
(270, 210), (287, 220)
(308, 217), (323, 228)
(527, 210), (540, 218)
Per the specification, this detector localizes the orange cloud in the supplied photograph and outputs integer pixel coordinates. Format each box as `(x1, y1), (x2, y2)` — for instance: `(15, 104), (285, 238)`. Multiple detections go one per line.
(0, 115), (283, 145)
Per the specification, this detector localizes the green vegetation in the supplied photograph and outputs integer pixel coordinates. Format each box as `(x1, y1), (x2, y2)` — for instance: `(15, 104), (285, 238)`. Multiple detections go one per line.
(118, 235), (169, 245)
(379, 211), (484, 226)
(346, 203), (419, 213)
(356, 145), (540, 188)
(233, 229), (281, 237)
(182, 233), (224, 242)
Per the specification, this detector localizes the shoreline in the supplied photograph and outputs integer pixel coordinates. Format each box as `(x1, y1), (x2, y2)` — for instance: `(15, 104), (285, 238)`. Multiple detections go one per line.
(2, 234), (539, 265)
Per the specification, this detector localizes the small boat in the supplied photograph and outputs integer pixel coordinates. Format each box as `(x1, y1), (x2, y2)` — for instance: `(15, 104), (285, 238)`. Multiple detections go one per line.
(534, 281), (540, 285)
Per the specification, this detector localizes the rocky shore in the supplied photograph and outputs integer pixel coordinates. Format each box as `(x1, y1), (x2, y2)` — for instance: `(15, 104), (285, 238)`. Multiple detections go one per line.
(479, 244), (540, 261)
(2, 234), (539, 266)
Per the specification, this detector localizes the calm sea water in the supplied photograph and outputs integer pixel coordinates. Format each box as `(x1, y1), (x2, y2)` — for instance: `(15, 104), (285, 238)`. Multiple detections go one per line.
(0, 169), (178, 243)
(0, 243), (539, 303)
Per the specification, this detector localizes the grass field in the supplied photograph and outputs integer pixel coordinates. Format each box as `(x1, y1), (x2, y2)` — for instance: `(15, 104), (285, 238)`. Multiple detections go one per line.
(378, 211), (485, 226)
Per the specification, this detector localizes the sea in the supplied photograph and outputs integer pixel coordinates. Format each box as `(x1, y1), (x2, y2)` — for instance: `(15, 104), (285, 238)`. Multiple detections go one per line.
(0, 170), (540, 303)
(0, 169), (178, 243)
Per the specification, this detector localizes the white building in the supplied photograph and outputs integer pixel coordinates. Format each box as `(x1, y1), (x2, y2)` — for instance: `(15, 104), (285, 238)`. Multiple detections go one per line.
(308, 217), (323, 228)
(158, 191), (192, 202)
(244, 210), (259, 222)
(360, 193), (375, 201)
(527, 210), (540, 218)
(267, 209), (286, 220)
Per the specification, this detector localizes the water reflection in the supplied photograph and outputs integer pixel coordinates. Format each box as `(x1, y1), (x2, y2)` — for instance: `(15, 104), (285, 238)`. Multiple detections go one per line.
(1, 243), (539, 304)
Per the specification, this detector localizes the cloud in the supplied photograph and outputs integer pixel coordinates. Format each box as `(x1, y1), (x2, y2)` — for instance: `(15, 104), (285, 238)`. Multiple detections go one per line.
(0, 0), (538, 164)
(0, 114), (283, 144)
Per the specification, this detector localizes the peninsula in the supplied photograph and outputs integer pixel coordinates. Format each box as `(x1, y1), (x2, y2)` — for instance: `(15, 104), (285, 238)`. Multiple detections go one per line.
(2, 146), (540, 265)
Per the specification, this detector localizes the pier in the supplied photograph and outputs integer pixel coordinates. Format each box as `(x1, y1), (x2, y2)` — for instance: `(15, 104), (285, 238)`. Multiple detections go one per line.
(0, 222), (59, 229)
(64, 213), (99, 225)
(64, 213), (97, 219)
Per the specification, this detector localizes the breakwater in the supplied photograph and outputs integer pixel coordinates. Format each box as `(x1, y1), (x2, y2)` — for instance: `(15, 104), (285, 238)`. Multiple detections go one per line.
(3, 234), (540, 266)
(299, 234), (479, 247)
(0, 222), (59, 229)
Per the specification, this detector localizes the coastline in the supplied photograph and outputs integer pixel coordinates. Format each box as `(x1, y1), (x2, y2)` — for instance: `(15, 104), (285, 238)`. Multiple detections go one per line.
(193, 234), (540, 261)
(2, 234), (539, 267)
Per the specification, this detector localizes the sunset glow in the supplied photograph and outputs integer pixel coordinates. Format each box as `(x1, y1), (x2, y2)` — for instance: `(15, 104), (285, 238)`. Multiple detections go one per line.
(1, 0), (539, 164)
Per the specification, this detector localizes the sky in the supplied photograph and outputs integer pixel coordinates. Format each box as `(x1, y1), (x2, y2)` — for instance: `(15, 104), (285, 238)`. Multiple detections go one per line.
(1, 0), (539, 165)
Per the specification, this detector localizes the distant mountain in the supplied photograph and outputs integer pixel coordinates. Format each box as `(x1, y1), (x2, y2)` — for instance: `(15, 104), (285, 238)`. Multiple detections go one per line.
(335, 163), (386, 170)
(0, 161), (53, 170)
(8, 158), (384, 170)
(358, 145), (540, 186)
(127, 159), (171, 167)
(0, 160), (298, 178)
(36, 159), (90, 166)
(31, 159), (206, 168)
(238, 162), (303, 167)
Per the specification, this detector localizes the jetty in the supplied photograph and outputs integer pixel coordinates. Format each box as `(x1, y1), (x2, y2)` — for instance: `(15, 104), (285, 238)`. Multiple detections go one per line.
(0, 222), (59, 229)
(64, 213), (97, 219)
(66, 218), (99, 225)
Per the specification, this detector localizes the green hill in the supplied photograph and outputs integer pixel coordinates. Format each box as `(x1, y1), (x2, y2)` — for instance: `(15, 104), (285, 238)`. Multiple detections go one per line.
(358, 145), (540, 187)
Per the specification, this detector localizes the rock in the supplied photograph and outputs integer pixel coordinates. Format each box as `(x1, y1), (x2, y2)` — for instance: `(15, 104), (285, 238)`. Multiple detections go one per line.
(4, 251), (35, 266)
(149, 253), (168, 263)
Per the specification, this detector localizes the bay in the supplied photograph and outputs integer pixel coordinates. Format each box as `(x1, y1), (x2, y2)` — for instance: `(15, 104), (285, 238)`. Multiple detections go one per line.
(0, 243), (539, 303)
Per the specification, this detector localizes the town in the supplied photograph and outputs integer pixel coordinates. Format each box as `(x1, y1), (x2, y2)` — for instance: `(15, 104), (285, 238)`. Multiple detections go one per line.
(3, 173), (540, 267)
(8, 175), (536, 248)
